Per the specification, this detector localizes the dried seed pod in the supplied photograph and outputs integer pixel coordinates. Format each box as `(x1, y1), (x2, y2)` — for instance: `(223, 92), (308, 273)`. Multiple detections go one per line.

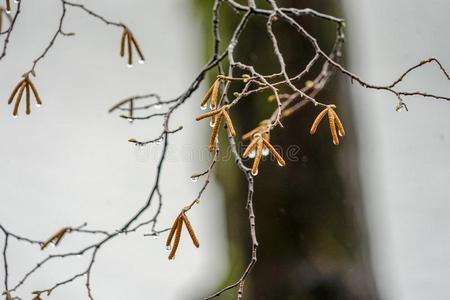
(181, 213), (199, 248)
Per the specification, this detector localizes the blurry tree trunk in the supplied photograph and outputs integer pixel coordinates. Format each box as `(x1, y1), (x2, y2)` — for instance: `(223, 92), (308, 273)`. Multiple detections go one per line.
(194, 1), (380, 299)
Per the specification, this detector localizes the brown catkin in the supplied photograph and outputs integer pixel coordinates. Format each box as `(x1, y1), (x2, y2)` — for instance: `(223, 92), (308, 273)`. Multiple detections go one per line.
(130, 35), (145, 62)
(41, 228), (67, 250)
(120, 30), (127, 57)
(181, 214), (199, 248)
(262, 138), (286, 167)
(332, 110), (345, 137)
(251, 138), (264, 176)
(195, 107), (221, 121)
(166, 215), (181, 247)
(25, 83), (31, 115)
(241, 126), (263, 141)
(208, 113), (222, 152)
(210, 79), (220, 109)
(12, 84), (25, 116)
(310, 108), (328, 135)
(168, 220), (182, 260)
(127, 31), (133, 66)
(5, 291), (12, 300)
(328, 109), (339, 145)
(8, 79), (26, 104)
(6, 0), (10, 12)
(222, 109), (236, 137)
(200, 82), (215, 107)
(242, 137), (258, 158)
(27, 79), (42, 105)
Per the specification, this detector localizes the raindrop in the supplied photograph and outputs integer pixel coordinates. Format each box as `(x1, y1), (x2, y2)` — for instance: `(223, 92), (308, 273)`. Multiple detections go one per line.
(127, 64), (133, 68)
(139, 143), (145, 149)
(200, 104), (207, 111)
(166, 245), (171, 251)
(128, 118), (134, 123)
(209, 120), (215, 128)
(154, 104), (162, 110)
(155, 137), (164, 145)
(5, 9), (11, 14)
(262, 148), (270, 157)
(138, 59), (145, 64)
(35, 103), (42, 108)
(12, 115), (18, 119)
(249, 150), (256, 158)
(14, 0), (19, 3)
(251, 169), (258, 176)
(195, 199), (200, 204)
(190, 176), (199, 183)
(152, 234), (159, 240)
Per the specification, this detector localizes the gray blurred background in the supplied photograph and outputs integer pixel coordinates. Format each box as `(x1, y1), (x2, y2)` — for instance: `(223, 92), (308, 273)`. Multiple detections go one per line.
(0, 0), (449, 299)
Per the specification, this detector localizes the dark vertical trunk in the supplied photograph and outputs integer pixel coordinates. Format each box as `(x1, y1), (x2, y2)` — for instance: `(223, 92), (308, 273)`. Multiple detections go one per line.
(193, 1), (380, 299)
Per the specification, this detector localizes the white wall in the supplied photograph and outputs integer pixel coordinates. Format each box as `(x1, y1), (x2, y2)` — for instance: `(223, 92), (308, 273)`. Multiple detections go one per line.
(0, 1), (227, 299)
(343, 1), (450, 299)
